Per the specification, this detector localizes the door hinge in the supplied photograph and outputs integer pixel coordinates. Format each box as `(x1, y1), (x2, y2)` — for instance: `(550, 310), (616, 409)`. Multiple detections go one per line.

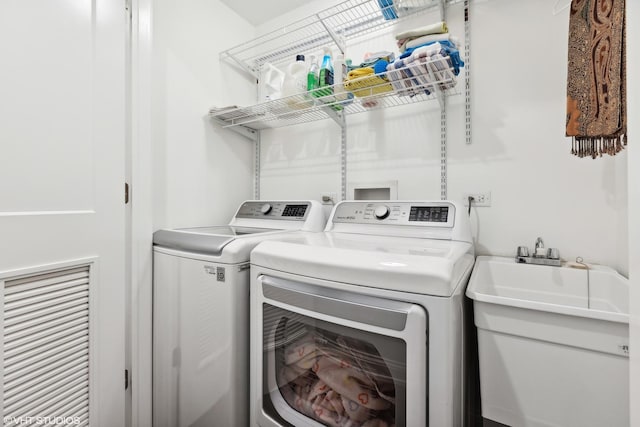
(125, 183), (130, 204)
(125, 369), (130, 390)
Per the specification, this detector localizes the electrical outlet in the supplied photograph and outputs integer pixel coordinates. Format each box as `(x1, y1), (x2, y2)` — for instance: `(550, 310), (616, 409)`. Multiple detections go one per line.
(321, 192), (337, 205)
(463, 192), (491, 207)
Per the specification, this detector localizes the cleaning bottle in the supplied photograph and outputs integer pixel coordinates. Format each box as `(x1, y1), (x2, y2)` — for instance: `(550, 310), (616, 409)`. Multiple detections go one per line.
(260, 62), (285, 102)
(307, 55), (319, 93)
(316, 47), (335, 101)
(281, 55), (308, 107)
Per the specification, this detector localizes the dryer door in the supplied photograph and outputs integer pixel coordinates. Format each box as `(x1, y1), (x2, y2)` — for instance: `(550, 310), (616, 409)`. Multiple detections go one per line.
(255, 275), (428, 427)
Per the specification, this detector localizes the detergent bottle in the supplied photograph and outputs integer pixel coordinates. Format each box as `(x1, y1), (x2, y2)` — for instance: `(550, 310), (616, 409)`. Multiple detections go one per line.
(260, 62), (285, 102)
(281, 55), (308, 108)
(282, 55), (307, 96)
(316, 47), (335, 101)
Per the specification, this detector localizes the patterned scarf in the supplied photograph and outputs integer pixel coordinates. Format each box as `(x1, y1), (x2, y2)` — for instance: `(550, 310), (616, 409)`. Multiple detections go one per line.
(566, 0), (627, 158)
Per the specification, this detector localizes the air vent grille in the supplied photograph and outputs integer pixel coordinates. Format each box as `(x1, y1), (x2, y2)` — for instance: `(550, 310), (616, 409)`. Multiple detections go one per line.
(3, 265), (90, 426)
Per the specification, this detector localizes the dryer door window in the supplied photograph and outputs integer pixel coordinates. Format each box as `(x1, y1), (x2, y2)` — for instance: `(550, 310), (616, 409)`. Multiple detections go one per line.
(259, 276), (428, 427)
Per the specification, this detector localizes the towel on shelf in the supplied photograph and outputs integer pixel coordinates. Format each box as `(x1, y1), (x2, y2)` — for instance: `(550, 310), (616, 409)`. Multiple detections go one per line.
(395, 21), (448, 40)
(395, 21), (449, 52)
(387, 41), (463, 97)
(359, 52), (395, 69)
(344, 67), (394, 98)
(407, 34), (459, 50)
(566, 0), (626, 158)
(409, 44), (458, 88)
(401, 40), (464, 75)
(399, 32), (461, 53)
(386, 58), (424, 97)
(401, 45), (443, 93)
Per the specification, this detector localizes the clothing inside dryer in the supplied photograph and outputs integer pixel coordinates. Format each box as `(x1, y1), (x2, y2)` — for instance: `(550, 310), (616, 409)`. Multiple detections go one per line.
(264, 304), (408, 427)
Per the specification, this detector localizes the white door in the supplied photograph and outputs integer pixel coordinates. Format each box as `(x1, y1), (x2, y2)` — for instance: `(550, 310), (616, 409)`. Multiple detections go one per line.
(0, 0), (126, 426)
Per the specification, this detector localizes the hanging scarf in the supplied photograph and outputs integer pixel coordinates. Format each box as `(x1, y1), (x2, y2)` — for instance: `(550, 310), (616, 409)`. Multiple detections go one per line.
(566, 0), (627, 158)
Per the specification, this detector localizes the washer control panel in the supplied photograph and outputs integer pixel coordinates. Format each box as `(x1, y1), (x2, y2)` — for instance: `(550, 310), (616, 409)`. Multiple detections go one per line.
(235, 201), (310, 220)
(332, 201), (455, 227)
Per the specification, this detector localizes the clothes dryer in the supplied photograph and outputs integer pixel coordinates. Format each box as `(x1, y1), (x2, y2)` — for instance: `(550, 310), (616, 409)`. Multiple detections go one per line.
(153, 200), (325, 427)
(250, 200), (474, 427)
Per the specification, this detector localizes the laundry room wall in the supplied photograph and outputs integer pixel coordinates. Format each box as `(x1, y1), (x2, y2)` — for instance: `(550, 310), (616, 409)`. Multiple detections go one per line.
(151, 0), (256, 230)
(255, 0), (629, 276)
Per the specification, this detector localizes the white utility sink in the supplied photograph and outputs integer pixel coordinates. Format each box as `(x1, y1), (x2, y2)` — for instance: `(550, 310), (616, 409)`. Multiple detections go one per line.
(467, 256), (629, 427)
(468, 255), (628, 320)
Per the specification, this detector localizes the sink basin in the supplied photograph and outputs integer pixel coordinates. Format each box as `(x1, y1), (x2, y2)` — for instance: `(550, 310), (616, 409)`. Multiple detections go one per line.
(466, 256), (629, 427)
(467, 255), (628, 321)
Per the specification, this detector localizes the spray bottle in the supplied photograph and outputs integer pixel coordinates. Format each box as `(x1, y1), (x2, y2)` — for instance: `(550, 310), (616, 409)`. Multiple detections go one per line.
(307, 55), (319, 93)
(317, 47), (335, 101)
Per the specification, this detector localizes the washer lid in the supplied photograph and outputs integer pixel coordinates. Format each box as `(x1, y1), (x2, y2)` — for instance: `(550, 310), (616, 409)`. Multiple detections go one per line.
(251, 232), (475, 296)
(153, 225), (282, 255)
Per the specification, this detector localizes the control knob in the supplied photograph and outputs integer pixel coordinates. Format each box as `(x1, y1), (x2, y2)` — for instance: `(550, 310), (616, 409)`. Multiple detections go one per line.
(260, 203), (272, 214)
(374, 205), (390, 220)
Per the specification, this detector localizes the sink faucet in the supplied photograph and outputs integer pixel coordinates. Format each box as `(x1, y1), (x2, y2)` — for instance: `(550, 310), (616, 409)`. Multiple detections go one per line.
(516, 237), (561, 266)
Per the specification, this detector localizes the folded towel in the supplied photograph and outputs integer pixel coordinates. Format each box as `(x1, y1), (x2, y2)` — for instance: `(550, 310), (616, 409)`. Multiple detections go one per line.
(398, 32), (445, 52)
(408, 44), (457, 88)
(395, 21), (448, 40)
(407, 34), (459, 51)
(402, 40), (464, 75)
(386, 41), (463, 97)
(344, 68), (394, 98)
(359, 51), (395, 68)
(386, 59), (424, 97)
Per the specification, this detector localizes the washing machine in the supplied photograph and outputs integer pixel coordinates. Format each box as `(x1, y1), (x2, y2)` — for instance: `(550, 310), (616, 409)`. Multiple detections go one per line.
(152, 200), (326, 427)
(249, 200), (475, 427)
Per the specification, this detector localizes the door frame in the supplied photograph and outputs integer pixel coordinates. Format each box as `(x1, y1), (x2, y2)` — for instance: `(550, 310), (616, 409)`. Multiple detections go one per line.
(128, 0), (154, 425)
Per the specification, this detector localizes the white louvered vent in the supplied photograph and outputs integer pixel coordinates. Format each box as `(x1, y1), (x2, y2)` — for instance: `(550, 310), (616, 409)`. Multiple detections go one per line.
(3, 265), (91, 427)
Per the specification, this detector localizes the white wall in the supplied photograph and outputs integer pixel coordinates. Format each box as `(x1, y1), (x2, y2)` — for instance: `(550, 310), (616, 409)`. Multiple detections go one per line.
(151, 0), (256, 230)
(132, 3), (257, 426)
(258, 0), (629, 275)
(627, 0), (639, 423)
(460, 0), (627, 273)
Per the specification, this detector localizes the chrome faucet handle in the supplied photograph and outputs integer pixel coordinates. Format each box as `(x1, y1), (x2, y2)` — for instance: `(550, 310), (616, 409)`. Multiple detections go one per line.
(517, 246), (529, 257)
(547, 248), (560, 259)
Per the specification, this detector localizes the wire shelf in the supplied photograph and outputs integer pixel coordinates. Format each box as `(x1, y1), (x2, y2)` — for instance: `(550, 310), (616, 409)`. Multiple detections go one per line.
(210, 57), (461, 130)
(220, 0), (452, 74)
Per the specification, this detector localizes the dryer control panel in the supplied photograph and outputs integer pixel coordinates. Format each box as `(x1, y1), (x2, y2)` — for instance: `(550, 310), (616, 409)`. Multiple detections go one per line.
(235, 201), (310, 221)
(332, 201), (455, 228)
